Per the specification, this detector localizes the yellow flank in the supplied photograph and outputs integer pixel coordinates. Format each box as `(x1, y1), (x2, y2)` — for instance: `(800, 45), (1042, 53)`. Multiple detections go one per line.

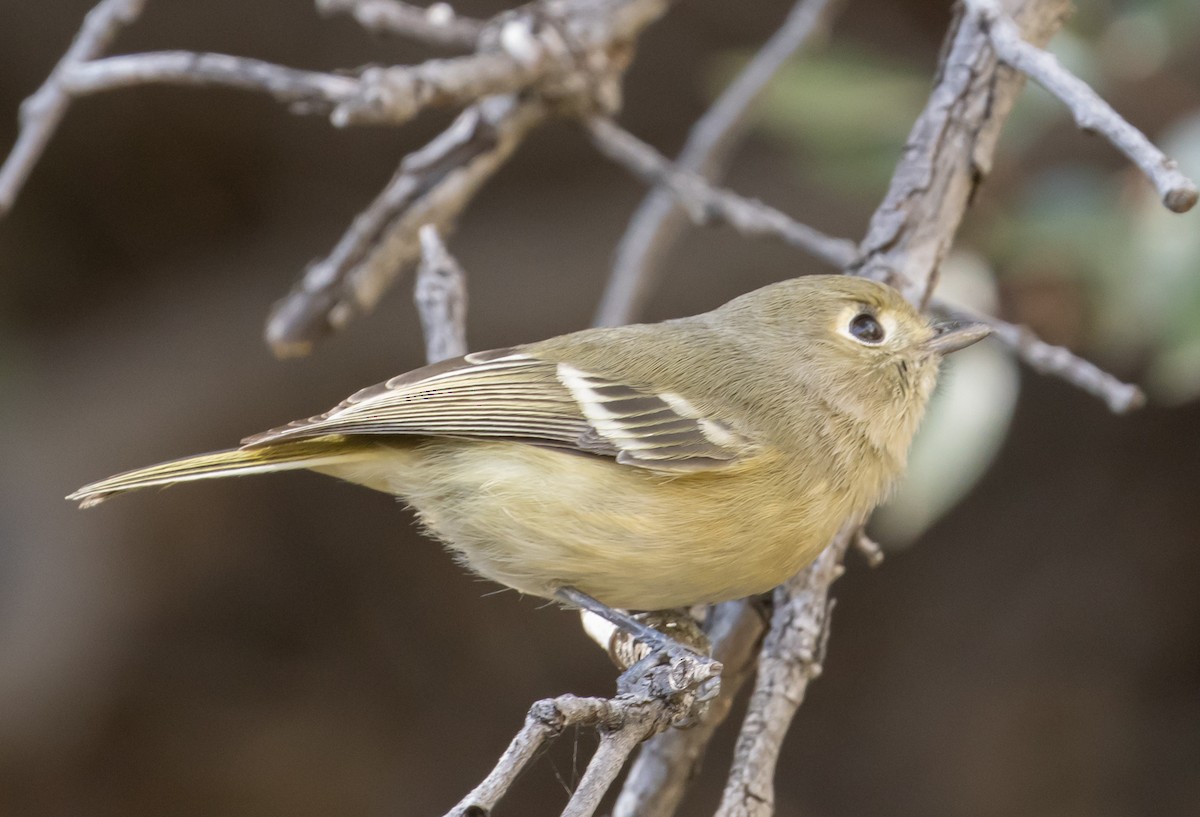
(68, 275), (989, 611)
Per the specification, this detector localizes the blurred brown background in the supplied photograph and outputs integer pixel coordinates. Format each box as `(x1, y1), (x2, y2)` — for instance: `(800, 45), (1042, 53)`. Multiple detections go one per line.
(1, 1), (1198, 815)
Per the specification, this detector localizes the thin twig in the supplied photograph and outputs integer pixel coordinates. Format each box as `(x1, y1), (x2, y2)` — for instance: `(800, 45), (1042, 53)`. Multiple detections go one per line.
(317, 0), (485, 49)
(415, 225), (469, 364)
(595, 0), (844, 326)
(714, 529), (853, 817)
(934, 297), (1146, 413)
(612, 600), (767, 817)
(586, 117), (860, 269)
(61, 52), (360, 112)
(969, 0), (1198, 214)
(563, 724), (656, 817)
(266, 94), (547, 357)
(0, 0), (147, 216)
(445, 695), (633, 817)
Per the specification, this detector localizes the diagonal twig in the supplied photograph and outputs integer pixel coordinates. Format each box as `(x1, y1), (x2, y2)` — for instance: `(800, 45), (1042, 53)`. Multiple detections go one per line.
(60, 52), (361, 112)
(317, 0), (486, 49)
(586, 117), (860, 270)
(0, 0), (148, 216)
(594, 0), (845, 327)
(968, 0), (1197, 214)
(266, 94), (547, 357)
(934, 297), (1146, 413)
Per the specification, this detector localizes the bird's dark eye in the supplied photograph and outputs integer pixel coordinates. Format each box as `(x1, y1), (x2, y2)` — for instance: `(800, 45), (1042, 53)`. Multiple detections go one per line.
(849, 313), (885, 344)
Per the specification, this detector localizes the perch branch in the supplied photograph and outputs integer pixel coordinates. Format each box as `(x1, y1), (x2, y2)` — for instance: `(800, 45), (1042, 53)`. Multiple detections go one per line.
(415, 225), (469, 364)
(934, 297), (1146, 413)
(445, 695), (637, 817)
(968, 0), (1198, 214)
(317, 0), (485, 49)
(612, 599), (767, 817)
(586, 117), (860, 269)
(714, 529), (853, 817)
(595, 0), (844, 326)
(0, 0), (147, 216)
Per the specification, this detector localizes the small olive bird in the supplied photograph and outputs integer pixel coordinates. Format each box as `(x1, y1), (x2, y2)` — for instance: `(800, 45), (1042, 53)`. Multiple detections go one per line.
(69, 275), (987, 652)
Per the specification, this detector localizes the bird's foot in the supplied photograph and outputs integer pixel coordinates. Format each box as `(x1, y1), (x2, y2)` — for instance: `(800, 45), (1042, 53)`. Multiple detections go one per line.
(557, 588), (723, 726)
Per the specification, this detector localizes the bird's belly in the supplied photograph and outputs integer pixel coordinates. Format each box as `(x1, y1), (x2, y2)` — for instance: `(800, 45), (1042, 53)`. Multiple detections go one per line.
(332, 440), (854, 611)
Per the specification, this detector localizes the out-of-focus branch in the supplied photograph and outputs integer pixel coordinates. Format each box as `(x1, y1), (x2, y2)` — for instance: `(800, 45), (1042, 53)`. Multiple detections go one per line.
(968, 0), (1198, 214)
(58, 48), (551, 127)
(934, 297), (1146, 413)
(586, 117), (860, 269)
(612, 600), (766, 817)
(854, 0), (1071, 306)
(267, 94), (545, 357)
(715, 529), (852, 817)
(414, 225), (469, 364)
(317, 0), (485, 49)
(0, 0), (147, 216)
(595, 0), (844, 327)
(60, 52), (360, 112)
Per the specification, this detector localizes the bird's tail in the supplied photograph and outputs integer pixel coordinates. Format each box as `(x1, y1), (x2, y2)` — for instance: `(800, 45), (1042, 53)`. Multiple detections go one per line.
(67, 436), (374, 509)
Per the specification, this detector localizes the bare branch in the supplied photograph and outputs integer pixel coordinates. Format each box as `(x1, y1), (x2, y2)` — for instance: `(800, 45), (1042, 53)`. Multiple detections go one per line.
(331, 51), (557, 126)
(563, 724), (655, 817)
(595, 0), (844, 326)
(445, 695), (634, 817)
(934, 297), (1146, 413)
(415, 225), (469, 364)
(61, 52), (360, 112)
(586, 117), (860, 269)
(612, 600), (766, 817)
(317, 0), (485, 49)
(0, 0), (147, 216)
(854, 0), (1072, 306)
(58, 49), (546, 127)
(266, 94), (546, 357)
(968, 0), (1198, 214)
(715, 529), (853, 817)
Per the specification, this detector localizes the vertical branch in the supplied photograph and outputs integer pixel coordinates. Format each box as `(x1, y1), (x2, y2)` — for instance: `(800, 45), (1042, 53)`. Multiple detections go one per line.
(854, 0), (1071, 305)
(415, 225), (469, 364)
(594, 0), (845, 327)
(714, 531), (853, 817)
(612, 600), (766, 817)
(0, 0), (148, 215)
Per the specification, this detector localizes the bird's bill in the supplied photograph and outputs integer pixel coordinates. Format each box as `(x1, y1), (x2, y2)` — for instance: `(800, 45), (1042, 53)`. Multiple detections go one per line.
(925, 320), (992, 354)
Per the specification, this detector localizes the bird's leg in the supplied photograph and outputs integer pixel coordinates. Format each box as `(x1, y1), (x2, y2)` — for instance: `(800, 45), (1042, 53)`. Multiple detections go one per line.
(555, 587), (723, 702)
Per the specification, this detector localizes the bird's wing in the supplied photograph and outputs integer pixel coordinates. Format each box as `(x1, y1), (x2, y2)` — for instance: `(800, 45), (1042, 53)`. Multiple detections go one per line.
(241, 348), (752, 472)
